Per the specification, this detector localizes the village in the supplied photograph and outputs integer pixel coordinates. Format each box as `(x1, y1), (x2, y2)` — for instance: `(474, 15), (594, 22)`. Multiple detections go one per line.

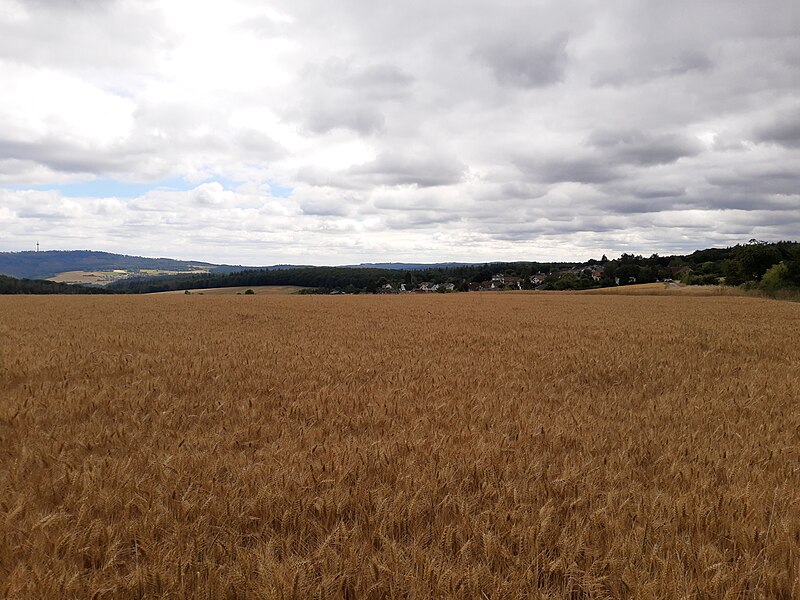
(370, 262), (692, 295)
(375, 265), (611, 294)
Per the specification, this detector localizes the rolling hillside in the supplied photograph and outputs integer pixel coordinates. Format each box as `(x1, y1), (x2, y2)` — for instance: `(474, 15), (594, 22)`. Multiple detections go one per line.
(0, 251), (242, 282)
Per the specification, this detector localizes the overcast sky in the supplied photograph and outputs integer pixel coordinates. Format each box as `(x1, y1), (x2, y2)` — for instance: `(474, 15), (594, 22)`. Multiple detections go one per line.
(0, 0), (797, 264)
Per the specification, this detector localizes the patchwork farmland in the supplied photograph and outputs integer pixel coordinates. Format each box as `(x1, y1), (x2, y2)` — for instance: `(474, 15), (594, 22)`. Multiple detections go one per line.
(0, 293), (798, 598)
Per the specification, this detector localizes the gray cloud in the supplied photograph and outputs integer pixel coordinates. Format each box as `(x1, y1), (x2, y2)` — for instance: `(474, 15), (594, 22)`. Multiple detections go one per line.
(321, 60), (414, 99)
(753, 108), (800, 149)
(628, 186), (687, 200)
(296, 151), (465, 191)
(475, 34), (569, 88)
(303, 105), (386, 136)
(233, 130), (287, 159)
(515, 156), (621, 185)
(707, 168), (800, 198)
(285, 59), (415, 135)
(587, 129), (704, 165)
(593, 51), (715, 87)
(0, 138), (142, 175)
(0, 1), (172, 75)
(347, 152), (465, 188)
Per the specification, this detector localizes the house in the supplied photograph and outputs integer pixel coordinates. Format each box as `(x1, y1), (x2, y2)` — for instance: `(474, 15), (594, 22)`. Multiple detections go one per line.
(669, 266), (693, 277)
(440, 283), (455, 292)
(378, 283), (398, 294)
(530, 273), (546, 285)
(488, 274), (523, 288)
(591, 269), (603, 281)
(504, 276), (523, 289)
(417, 282), (436, 292)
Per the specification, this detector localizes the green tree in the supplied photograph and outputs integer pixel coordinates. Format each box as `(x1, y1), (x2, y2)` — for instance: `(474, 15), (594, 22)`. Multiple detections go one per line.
(616, 264), (640, 284)
(785, 246), (800, 286)
(761, 263), (789, 292)
(736, 240), (782, 281)
(720, 260), (741, 285)
(552, 273), (581, 290)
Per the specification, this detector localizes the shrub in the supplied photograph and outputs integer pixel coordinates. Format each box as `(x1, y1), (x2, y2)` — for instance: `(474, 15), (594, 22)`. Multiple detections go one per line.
(761, 263), (791, 294)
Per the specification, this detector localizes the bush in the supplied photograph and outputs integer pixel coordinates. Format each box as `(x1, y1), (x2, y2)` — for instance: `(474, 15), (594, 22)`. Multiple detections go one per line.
(761, 263), (792, 294)
(244, 289), (255, 295)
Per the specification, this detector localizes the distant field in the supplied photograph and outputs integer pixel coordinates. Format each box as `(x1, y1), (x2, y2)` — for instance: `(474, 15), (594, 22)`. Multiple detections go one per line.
(154, 285), (305, 295)
(1, 294), (798, 598)
(47, 270), (128, 285)
(577, 282), (746, 296)
(578, 282), (800, 301)
(49, 268), (210, 286)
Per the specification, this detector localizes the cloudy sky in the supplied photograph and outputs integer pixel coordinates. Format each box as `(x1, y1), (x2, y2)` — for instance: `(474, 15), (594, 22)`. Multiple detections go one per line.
(0, 0), (797, 264)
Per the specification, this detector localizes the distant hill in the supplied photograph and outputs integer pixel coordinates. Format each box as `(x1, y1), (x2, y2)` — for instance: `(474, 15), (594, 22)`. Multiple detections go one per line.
(0, 250), (488, 283)
(0, 250), (246, 281)
(343, 262), (481, 270)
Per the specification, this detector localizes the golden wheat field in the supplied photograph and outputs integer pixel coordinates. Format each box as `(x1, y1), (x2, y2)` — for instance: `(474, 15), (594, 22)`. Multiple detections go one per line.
(578, 283), (743, 296)
(1, 293), (798, 599)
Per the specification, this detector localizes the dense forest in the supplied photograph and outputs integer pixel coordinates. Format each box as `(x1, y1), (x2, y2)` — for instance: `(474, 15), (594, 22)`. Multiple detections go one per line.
(0, 275), (116, 295)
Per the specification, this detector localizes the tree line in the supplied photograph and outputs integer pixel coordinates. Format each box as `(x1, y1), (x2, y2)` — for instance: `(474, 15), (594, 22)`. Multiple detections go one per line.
(0, 275), (116, 295)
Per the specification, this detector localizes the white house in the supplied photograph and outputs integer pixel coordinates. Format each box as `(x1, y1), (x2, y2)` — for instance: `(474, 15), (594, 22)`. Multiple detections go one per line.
(530, 273), (546, 285)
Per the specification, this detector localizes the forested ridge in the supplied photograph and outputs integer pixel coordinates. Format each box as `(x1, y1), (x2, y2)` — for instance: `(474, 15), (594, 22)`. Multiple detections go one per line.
(0, 250), (233, 280)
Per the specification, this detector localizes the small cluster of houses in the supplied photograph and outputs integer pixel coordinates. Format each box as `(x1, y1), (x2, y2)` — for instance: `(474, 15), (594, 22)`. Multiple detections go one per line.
(469, 273), (526, 291)
(357, 262), (691, 295)
(377, 265), (615, 294)
(378, 282), (456, 293)
(557, 265), (606, 281)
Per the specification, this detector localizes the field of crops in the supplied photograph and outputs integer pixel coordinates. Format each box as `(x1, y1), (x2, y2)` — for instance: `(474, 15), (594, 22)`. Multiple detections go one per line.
(1, 293), (798, 599)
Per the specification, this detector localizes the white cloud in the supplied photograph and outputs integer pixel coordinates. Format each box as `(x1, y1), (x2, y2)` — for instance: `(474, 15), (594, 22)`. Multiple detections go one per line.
(0, 63), (135, 143)
(0, 0), (798, 262)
